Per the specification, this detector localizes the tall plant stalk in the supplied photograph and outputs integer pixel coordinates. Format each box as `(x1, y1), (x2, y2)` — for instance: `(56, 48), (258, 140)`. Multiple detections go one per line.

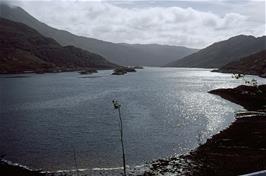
(112, 100), (126, 176)
(71, 145), (79, 176)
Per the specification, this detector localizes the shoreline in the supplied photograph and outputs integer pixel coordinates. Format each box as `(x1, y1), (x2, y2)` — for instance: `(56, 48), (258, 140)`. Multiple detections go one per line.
(0, 158), (146, 176)
(212, 69), (266, 78)
(0, 67), (114, 75)
(0, 159), (44, 176)
(144, 84), (266, 175)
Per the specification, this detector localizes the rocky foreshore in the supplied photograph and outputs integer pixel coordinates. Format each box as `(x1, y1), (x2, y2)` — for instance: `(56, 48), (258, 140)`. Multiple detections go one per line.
(143, 84), (266, 176)
(209, 85), (266, 111)
(0, 159), (45, 176)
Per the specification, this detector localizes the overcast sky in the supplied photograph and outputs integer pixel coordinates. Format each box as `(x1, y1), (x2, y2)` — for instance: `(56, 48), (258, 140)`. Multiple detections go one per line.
(7, 0), (266, 48)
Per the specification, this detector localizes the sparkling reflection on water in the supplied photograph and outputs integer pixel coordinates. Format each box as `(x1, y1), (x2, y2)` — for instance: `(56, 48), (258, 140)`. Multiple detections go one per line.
(0, 67), (265, 171)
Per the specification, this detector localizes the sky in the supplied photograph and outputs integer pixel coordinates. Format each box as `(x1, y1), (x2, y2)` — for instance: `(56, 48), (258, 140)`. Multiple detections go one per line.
(5, 0), (266, 49)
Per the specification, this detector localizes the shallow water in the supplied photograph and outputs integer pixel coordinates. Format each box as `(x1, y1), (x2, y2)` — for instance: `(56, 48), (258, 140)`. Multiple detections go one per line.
(0, 67), (265, 171)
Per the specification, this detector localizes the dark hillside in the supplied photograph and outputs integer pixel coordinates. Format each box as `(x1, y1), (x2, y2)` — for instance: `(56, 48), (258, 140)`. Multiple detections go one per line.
(0, 18), (117, 73)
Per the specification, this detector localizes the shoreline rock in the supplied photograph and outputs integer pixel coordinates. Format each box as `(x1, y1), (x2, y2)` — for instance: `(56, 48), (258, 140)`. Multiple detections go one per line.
(209, 85), (266, 111)
(79, 69), (98, 75)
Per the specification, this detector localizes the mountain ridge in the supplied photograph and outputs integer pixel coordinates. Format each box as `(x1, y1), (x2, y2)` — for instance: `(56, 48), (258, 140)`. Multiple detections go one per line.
(0, 3), (198, 66)
(166, 34), (266, 68)
(216, 49), (266, 78)
(0, 17), (117, 73)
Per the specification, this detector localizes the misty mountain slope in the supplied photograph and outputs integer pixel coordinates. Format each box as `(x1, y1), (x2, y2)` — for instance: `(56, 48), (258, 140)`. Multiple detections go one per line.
(0, 4), (198, 66)
(0, 18), (117, 73)
(121, 43), (199, 66)
(167, 35), (266, 68)
(217, 49), (266, 77)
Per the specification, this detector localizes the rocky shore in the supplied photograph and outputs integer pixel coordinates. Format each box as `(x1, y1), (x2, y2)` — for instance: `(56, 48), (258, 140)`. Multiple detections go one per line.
(209, 85), (266, 111)
(0, 159), (45, 176)
(144, 84), (266, 176)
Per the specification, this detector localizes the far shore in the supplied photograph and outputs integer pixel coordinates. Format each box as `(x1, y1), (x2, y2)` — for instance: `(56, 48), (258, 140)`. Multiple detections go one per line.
(0, 67), (113, 75)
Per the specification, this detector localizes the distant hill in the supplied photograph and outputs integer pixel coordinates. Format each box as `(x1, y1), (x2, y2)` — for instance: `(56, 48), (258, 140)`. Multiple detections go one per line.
(166, 35), (266, 68)
(119, 43), (199, 66)
(216, 50), (266, 78)
(0, 4), (198, 66)
(0, 18), (117, 73)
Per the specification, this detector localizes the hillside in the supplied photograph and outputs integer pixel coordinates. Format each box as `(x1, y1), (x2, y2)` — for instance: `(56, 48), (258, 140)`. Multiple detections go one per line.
(0, 4), (197, 66)
(217, 50), (266, 78)
(0, 18), (117, 74)
(166, 35), (266, 68)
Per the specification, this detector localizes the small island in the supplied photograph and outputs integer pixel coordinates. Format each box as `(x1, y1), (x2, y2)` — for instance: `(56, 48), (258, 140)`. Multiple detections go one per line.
(133, 66), (144, 69)
(79, 69), (98, 75)
(112, 67), (137, 75)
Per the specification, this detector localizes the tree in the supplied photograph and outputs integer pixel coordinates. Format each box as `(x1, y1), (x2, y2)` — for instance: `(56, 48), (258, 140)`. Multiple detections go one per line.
(232, 73), (258, 87)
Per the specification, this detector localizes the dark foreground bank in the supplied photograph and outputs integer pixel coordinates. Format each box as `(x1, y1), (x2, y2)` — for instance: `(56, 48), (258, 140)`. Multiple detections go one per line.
(143, 85), (266, 176)
(209, 84), (266, 111)
(0, 159), (45, 176)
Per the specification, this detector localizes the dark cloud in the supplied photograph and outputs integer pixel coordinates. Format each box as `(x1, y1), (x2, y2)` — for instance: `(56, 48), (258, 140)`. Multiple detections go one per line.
(9, 0), (266, 48)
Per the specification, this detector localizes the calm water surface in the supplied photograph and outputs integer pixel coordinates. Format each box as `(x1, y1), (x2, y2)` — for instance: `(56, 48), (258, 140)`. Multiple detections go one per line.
(1, 67), (265, 171)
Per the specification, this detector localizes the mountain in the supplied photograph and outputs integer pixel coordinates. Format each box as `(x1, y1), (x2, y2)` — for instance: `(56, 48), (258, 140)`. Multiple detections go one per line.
(0, 18), (117, 74)
(166, 35), (266, 68)
(0, 4), (198, 66)
(119, 43), (199, 66)
(216, 50), (266, 78)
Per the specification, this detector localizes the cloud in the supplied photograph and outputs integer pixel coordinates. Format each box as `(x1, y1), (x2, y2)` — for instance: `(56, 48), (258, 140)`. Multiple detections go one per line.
(11, 0), (266, 48)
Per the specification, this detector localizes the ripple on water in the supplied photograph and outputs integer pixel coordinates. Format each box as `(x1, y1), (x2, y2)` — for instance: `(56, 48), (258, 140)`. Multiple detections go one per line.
(0, 68), (262, 171)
